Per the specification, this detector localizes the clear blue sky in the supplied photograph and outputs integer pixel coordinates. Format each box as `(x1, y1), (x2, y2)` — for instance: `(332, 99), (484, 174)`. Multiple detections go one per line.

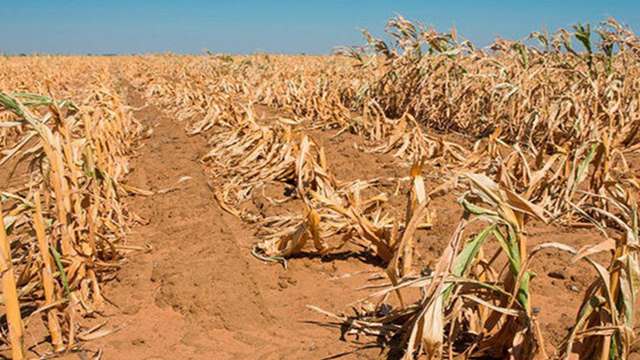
(2, 1), (639, 55)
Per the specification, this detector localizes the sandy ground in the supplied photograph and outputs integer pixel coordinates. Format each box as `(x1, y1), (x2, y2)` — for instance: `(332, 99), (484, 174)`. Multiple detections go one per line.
(77, 89), (383, 360)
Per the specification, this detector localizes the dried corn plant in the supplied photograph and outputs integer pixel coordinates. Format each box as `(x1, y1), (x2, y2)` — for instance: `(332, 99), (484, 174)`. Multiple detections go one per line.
(555, 186), (640, 359)
(201, 109), (432, 268)
(312, 174), (554, 359)
(0, 61), (143, 356)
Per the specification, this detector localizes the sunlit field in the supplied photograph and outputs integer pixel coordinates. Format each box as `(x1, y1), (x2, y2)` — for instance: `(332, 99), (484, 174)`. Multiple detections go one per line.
(1, 17), (639, 359)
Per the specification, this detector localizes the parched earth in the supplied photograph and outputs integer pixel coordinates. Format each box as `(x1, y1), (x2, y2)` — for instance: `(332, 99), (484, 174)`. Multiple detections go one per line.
(78, 87), (386, 360)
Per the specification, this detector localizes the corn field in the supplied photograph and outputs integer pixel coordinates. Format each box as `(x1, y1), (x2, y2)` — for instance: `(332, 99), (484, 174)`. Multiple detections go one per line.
(1, 17), (639, 359)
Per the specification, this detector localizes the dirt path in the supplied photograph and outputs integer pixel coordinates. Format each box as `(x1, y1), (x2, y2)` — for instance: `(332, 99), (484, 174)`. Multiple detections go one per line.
(87, 88), (381, 359)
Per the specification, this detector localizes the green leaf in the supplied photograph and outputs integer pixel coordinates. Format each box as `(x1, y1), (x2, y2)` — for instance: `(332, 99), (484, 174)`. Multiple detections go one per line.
(50, 246), (71, 299)
(451, 225), (495, 278)
(574, 23), (593, 54)
(443, 225), (495, 302)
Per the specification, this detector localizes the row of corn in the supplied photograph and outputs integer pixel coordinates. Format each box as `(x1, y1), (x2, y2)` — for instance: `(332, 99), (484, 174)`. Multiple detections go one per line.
(0, 57), (143, 358)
